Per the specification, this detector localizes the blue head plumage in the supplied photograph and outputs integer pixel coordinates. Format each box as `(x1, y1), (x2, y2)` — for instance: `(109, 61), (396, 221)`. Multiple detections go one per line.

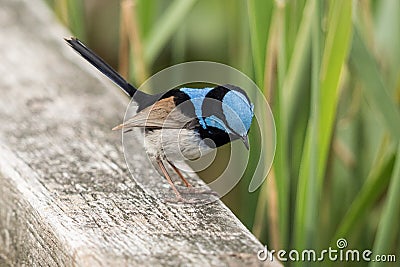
(180, 85), (254, 144)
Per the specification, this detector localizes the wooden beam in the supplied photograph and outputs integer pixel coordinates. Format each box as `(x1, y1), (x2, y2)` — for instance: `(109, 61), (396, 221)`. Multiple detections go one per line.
(0, 0), (281, 266)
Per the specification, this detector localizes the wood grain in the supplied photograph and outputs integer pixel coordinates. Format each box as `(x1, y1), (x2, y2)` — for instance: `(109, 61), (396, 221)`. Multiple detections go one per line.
(0, 0), (281, 266)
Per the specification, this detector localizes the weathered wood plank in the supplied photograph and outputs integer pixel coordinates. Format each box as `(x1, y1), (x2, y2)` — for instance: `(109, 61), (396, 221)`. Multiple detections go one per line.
(0, 0), (281, 266)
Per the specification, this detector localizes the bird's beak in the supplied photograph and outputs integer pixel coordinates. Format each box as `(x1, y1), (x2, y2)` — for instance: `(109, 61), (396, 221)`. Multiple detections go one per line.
(241, 135), (250, 150)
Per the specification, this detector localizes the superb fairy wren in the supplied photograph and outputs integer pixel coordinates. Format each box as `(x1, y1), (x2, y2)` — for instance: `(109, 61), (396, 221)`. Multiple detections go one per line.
(65, 37), (254, 201)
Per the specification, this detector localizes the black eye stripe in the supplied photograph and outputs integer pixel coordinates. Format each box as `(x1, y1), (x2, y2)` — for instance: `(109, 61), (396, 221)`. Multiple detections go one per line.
(204, 85), (230, 101)
(202, 84), (251, 111)
(218, 84), (251, 104)
(201, 86), (228, 127)
(201, 84), (233, 118)
(201, 84), (251, 134)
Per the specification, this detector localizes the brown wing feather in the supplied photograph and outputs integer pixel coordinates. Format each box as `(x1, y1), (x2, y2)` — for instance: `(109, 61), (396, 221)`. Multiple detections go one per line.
(112, 97), (198, 130)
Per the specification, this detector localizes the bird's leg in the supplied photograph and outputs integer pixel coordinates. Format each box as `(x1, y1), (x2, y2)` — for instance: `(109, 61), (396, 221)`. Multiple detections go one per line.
(165, 160), (217, 196)
(156, 157), (183, 201)
(166, 160), (192, 188)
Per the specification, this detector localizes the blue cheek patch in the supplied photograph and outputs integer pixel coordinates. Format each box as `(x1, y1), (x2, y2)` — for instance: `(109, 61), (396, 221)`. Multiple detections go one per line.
(204, 115), (230, 133)
(180, 87), (254, 133)
(180, 87), (213, 128)
(222, 91), (254, 135)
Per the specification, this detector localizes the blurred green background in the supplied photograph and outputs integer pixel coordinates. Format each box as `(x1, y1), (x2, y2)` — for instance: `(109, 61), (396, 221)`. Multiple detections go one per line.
(47, 0), (400, 266)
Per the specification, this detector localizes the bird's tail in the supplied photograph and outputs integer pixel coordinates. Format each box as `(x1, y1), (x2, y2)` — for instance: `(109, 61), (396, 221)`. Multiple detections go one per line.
(65, 37), (150, 102)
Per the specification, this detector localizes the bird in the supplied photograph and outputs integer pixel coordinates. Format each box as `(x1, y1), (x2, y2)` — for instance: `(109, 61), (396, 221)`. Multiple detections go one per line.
(65, 37), (254, 201)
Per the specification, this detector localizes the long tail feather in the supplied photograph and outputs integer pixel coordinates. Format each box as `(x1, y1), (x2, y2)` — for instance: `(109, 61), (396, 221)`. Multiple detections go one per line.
(65, 37), (150, 103)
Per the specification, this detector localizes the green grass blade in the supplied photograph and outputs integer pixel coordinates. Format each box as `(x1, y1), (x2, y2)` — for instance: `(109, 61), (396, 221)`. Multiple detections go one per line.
(333, 149), (395, 242)
(54, 0), (86, 39)
(144, 0), (197, 65)
(275, 0), (314, 250)
(370, 143), (400, 267)
(53, 0), (86, 39)
(67, 0), (86, 39)
(375, 0), (400, 86)
(242, 0), (274, 231)
(280, 0), (314, 130)
(273, 0), (315, 250)
(349, 29), (400, 140)
(317, 0), (352, 183)
(293, 0), (319, 253)
(294, 0), (352, 250)
(252, 2), (287, 249)
(136, 0), (156, 39)
(272, 97), (290, 250)
(273, 3), (289, 250)
(247, 0), (273, 87)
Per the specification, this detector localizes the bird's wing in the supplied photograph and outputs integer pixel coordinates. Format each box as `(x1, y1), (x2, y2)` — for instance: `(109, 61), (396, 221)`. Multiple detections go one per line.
(112, 97), (198, 130)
